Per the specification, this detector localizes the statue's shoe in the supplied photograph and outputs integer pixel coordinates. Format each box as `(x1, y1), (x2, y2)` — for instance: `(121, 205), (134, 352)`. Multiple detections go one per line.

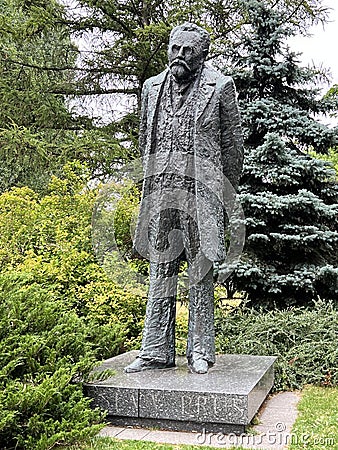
(188, 359), (210, 374)
(124, 357), (175, 373)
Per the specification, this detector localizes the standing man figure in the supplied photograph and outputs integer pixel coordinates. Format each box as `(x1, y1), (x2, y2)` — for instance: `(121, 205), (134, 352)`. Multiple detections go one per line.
(125, 23), (243, 374)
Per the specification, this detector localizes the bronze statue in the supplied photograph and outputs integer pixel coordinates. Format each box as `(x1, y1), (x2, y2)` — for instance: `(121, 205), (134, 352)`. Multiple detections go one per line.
(125, 23), (243, 374)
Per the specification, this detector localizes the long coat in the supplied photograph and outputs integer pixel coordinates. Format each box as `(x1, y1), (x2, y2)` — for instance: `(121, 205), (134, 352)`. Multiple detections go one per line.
(133, 65), (243, 263)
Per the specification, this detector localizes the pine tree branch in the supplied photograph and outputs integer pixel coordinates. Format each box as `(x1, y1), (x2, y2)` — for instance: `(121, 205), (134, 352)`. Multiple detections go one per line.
(4, 58), (133, 73)
(49, 87), (137, 95)
(283, 1), (308, 25)
(139, 40), (165, 84)
(72, 2), (133, 35)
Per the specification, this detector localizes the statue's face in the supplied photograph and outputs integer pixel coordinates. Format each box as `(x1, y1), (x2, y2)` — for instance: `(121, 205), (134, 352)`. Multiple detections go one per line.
(168, 30), (207, 82)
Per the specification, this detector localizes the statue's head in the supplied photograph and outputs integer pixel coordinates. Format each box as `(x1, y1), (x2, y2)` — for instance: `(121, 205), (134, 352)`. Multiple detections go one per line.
(168, 23), (210, 82)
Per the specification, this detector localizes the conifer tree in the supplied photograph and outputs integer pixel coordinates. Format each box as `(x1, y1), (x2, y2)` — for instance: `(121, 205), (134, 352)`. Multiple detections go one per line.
(221, 1), (338, 308)
(0, 0), (328, 187)
(51, 0), (329, 177)
(0, 0), (83, 191)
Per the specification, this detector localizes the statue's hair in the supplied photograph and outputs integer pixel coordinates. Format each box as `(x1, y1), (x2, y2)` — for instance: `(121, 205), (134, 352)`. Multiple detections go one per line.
(169, 22), (210, 52)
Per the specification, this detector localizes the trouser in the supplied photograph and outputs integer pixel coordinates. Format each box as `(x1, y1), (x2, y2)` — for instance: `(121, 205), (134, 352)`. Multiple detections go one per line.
(139, 208), (215, 365)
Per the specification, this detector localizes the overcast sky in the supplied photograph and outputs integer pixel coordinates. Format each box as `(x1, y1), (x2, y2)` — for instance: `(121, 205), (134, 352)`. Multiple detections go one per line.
(290, 0), (338, 87)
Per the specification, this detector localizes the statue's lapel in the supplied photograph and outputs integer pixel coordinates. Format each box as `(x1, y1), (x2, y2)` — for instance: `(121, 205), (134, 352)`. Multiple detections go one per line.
(195, 69), (216, 122)
(148, 69), (169, 129)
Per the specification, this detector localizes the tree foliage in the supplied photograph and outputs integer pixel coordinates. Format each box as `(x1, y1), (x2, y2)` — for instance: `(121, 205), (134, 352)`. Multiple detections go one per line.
(312, 148), (338, 178)
(0, 0), (127, 191)
(40, 0), (331, 178)
(220, 1), (338, 308)
(0, 0), (331, 186)
(224, 0), (337, 153)
(62, 0), (329, 102)
(0, 0), (75, 130)
(0, 0), (78, 191)
(0, 273), (111, 450)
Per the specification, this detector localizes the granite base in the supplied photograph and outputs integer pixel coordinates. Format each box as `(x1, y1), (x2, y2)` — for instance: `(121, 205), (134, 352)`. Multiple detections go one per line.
(84, 350), (276, 434)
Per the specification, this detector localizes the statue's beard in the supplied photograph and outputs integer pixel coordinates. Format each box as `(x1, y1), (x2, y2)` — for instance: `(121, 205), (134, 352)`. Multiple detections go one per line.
(170, 60), (192, 81)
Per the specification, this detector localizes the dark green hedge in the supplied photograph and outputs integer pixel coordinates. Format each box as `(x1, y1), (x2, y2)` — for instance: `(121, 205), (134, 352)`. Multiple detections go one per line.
(0, 272), (124, 450)
(215, 301), (338, 390)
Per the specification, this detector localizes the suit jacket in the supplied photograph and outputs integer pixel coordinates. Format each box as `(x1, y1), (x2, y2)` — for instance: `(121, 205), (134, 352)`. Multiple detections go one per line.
(134, 65), (243, 263)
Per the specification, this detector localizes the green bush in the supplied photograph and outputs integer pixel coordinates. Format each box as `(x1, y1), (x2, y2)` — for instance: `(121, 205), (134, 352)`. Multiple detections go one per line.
(215, 301), (338, 390)
(0, 165), (147, 448)
(0, 165), (147, 344)
(0, 271), (125, 450)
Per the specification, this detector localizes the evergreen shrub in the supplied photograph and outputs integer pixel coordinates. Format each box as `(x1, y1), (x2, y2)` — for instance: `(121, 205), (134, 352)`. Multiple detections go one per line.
(0, 166), (147, 449)
(215, 301), (338, 390)
(0, 272), (124, 450)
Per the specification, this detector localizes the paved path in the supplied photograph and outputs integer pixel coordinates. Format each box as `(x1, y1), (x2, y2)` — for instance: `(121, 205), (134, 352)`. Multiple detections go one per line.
(99, 391), (300, 449)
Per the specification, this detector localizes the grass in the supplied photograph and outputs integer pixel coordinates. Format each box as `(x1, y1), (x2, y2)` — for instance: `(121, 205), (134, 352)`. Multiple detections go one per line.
(289, 385), (338, 449)
(68, 437), (247, 449)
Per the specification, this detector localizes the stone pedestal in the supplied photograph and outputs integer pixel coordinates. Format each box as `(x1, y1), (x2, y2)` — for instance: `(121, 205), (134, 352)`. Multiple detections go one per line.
(84, 350), (276, 434)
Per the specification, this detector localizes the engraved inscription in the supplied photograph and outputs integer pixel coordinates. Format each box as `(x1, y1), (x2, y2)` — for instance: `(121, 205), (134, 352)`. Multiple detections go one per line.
(181, 394), (208, 418)
(146, 391), (162, 410)
(114, 388), (138, 415)
(90, 387), (138, 416)
(140, 389), (248, 423)
(181, 394), (247, 422)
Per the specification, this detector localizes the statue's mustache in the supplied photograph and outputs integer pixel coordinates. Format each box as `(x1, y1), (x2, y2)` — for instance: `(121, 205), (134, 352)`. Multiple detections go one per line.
(170, 59), (191, 71)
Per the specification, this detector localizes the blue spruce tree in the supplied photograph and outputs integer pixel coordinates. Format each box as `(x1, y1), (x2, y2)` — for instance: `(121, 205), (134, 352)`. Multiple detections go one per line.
(223, 1), (338, 308)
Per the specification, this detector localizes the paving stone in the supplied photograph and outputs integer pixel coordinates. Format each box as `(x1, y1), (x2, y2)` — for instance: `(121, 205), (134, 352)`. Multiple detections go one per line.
(115, 427), (151, 440)
(258, 408), (297, 427)
(98, 426), (125, 437)
(262, 392), (300, 409)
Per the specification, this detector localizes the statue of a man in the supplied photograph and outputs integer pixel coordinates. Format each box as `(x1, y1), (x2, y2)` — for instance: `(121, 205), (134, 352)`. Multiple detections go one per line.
(125, 23), (243, 374)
